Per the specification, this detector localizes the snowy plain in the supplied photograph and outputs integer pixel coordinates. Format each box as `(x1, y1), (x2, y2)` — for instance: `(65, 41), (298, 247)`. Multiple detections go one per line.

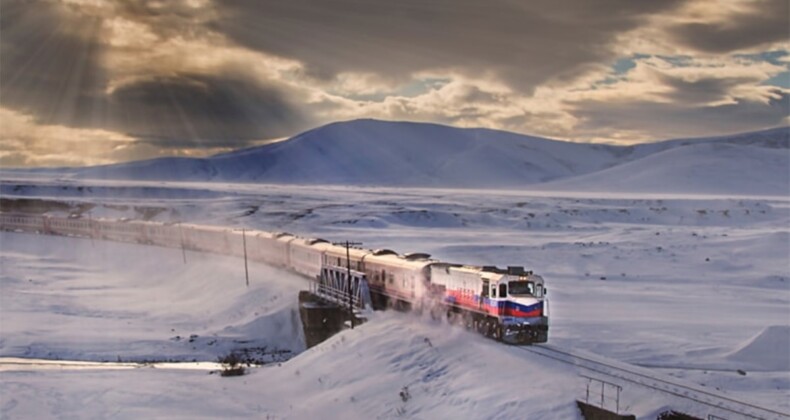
(1, 121), (788, 419)
(1, 178), (788, 419)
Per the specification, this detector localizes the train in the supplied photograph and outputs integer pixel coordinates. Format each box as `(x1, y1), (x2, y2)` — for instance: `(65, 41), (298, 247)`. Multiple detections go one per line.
(0, 212), (549, 344)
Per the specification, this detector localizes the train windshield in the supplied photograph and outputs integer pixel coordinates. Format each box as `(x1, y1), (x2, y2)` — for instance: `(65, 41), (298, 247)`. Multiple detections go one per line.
(508, 281), (535, 296)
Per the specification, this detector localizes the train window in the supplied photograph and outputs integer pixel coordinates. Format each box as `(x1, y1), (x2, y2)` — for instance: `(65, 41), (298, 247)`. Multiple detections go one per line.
(388, 273), (394, 285)
(508, 281), (534, 296)
(491, 284), (497, 298)
(481, 281), (489, 298)
(499, 283), (507, 298)
(535, 284), (543, 298)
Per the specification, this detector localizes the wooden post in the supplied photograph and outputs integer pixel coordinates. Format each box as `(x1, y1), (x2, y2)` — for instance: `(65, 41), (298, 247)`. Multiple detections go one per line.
(243, 228), (249, 287)
(88, 212), (94, 248)
(179, 223), (187, 264)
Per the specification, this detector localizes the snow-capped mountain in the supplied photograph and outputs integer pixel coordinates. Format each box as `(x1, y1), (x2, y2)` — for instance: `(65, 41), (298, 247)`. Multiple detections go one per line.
(9, 120), (790, 194)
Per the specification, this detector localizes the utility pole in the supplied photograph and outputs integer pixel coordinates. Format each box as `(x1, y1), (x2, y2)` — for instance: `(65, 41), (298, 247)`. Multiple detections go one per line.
(88, 211), (94, 248)
(334, 240), (362, 328)
(242, 228), (249, 287)
(179, 222), (187, 264)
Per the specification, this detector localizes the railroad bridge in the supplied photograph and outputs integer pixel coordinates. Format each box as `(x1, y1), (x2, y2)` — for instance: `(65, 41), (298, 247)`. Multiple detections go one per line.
(299, 265), (373, 348)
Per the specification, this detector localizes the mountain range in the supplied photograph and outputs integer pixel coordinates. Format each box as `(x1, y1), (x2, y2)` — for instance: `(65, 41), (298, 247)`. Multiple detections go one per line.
(10, 120), (790, 195)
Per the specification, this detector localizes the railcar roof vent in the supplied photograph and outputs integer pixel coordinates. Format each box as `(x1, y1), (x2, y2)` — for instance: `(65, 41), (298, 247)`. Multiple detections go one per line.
(273, 231), (293, 238)
(403, 252), (431, 260)
(373, 248), (398, 256)
(307, 238), (329, 245)
(508, 266), (526, 275)
(482, 265), (506, 273)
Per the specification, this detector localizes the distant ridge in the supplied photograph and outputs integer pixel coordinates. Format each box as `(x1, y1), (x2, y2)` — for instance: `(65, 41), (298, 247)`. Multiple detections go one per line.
(6, 120), (790, 195)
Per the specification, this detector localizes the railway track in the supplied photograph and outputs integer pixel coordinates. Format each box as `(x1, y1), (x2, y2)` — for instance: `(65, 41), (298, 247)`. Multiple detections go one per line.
(518, 345), (789, 420)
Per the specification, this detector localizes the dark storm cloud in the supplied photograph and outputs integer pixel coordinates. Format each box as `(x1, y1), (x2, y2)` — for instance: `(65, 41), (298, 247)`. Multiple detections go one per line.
(670, 0), (789, 53)
(211, 0), (685, 89)
(570, 90), (790, 140)
(110, 0), (217, 39)
(0, 0), (108, 127)
(655, 72), (757, 105)
(0, 0), (309, 149)
(109, 74), (309, 148)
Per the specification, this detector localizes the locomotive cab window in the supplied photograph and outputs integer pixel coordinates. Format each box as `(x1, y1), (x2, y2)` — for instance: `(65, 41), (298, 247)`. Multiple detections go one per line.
(499, 283), (507, 298)
(481, 281), (489, 298)
(508, 281), (535, 296)
(491, 284), (497, 298)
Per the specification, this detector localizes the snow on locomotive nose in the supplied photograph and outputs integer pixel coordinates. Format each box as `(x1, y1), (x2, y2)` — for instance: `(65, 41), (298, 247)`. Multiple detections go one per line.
(428, 264), (549, 344)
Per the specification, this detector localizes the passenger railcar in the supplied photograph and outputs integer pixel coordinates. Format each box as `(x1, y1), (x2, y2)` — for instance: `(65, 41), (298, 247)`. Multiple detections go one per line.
(322, 244), (371, 273)
(181, 224), (230, 254)
(363, 252), (431, 310)
(288, 237), (330, 278)
(1, 213), (47, 233)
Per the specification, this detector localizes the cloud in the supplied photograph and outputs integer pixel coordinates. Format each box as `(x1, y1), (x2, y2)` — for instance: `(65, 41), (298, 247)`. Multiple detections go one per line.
(0, 108), (137, 167)
(211, 0), (684, 90)
(312, 53), (790, 144)
(0, 107), (248, 167)
(555, 55), (790, 142)
(0, 0), (108, 128)
(570, 90), (789, 143)
(108, 73), (310, 147)
(1, 0), (312, 152)
(669, 0), (789, 53)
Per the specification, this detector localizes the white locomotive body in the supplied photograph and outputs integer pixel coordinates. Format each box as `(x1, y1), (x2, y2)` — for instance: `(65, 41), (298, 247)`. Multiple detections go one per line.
(430, 264), (548, 343)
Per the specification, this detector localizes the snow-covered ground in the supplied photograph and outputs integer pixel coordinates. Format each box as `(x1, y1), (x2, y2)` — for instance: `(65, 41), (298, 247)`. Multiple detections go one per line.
(1, 179), (788, 418)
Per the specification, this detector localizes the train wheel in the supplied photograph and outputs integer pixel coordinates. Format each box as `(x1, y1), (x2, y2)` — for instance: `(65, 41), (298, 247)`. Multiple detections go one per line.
(429, 306), (442, 321)
(485, 320), (497, 338)
(479, 320), (490, 336)
(463, 313), (474, 330)
(494, 325), (503, 341)
(446, 310), (461, 325)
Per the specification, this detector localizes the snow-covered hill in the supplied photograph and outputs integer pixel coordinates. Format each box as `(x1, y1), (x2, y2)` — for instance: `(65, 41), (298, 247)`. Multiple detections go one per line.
(70, 120), (626, 186)
(539, 142), (790, 196)
(8, 120), (789, 194)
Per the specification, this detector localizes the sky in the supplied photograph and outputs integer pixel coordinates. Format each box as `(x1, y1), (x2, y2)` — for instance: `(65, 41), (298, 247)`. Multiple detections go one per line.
(1, 0), (788, 167)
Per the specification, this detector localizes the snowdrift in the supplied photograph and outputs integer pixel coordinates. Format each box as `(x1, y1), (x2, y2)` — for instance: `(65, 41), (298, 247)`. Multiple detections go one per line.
(726, 325), (790, 371)
(0, 232), (308, 362)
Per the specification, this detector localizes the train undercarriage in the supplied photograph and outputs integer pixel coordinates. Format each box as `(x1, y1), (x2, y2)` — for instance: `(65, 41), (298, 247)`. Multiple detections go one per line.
(445, 306), (549, 345)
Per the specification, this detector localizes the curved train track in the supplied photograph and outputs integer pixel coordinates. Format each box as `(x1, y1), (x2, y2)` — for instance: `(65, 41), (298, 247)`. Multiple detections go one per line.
(517, 344), (789, 420)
